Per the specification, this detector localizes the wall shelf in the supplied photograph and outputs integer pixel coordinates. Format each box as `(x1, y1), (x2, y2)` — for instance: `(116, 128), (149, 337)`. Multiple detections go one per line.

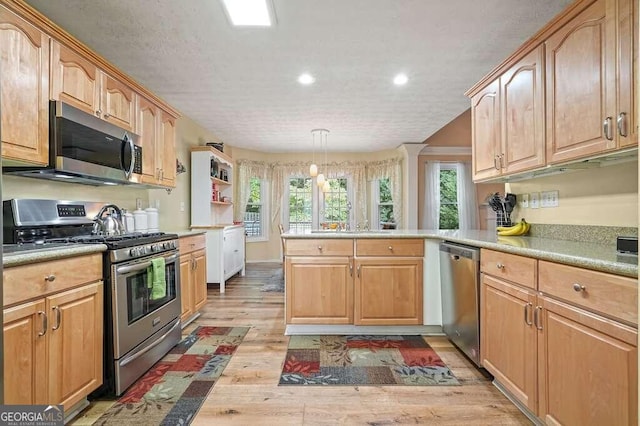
(211, 177), (231, 186)
(211, 201), (233, 206)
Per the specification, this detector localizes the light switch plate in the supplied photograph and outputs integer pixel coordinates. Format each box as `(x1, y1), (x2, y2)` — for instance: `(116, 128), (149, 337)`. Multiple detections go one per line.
(541, 190), (559, 207)
(521, 193), (529, 208)
(530, 192), (540, 209)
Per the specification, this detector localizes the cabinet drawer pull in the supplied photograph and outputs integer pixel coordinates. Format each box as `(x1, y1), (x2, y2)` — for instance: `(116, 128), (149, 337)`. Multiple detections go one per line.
(44, 274), (56, 282)
(524, 303), (533, 326)
(317, 246), (323, 252)
(617, 112), (628, 137)
(603, 116), (613, 141)
(38, 311), (47, 336)
(496, 263), (504, 270)
(572, 283), (586, 292)
(388, 246), (393, 251)
(533, 306), (543, 330)
(52, 306), (61, 331)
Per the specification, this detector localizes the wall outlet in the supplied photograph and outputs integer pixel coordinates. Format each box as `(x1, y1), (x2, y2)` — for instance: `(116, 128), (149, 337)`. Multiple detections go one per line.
(520, 193), (529, 208)
(530, 192), (540, 209)
(541, 190), (559, 208)
(180, 201), (185, 212)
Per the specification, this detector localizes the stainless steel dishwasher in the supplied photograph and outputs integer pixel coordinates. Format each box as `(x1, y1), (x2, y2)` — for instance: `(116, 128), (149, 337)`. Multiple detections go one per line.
(439, 241), (481, 367)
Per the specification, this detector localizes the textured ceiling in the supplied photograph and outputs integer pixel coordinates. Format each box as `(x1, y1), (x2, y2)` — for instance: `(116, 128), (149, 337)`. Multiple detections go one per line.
(26, 0), (572, 152)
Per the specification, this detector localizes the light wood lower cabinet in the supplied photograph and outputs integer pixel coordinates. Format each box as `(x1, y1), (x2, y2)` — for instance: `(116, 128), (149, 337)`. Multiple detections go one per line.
(179, 234), (207, 326)
(3, 281), (103, 410)
(480, 248), (638, 425)
(3, 253), (103, 409)
(285, 256), (353, 324)
(481, 274), (537, 412)
(538, 296), (637, 426)
(284, 238), (424, 325)
(354, 258), (423, 325)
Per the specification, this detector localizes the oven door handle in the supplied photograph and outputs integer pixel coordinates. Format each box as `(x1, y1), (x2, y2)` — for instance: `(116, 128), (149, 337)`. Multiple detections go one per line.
(116, 253), (178, 275)
(119, 319), (181, 367)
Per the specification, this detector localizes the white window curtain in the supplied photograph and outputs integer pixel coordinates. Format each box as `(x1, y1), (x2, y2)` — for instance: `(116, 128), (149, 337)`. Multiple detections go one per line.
(235, 160), (269, 223)
(456, 162), (478, 230)
(366, 157), (403, 227)
(423, 161), (440, 229)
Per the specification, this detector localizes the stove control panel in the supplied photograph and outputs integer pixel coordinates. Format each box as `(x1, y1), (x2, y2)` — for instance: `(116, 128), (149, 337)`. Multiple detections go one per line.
(112, 238), (179, 263)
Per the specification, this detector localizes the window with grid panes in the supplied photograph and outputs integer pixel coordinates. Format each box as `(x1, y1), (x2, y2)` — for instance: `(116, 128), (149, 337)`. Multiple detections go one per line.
(288, 177), (312, 232)
(244, 177), (267, 239)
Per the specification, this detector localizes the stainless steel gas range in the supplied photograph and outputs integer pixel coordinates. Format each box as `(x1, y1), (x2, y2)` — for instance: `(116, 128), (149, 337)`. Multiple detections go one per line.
(3, 199), (182, 396)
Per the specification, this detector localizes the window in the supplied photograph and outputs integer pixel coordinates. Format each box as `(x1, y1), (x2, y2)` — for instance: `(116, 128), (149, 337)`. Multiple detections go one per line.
(287, 177), (312, 232)
(321, 178), (349, 226)
(372, 178), (395, 229)
(285, 176), (353, 231)
(244, 177), (268, 239)
(439, 165), (458, 229)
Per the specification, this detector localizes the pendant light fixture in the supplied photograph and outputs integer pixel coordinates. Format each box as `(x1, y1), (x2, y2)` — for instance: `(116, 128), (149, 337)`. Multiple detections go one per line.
(313, 128), (329, 187)
(309, 129), (318, 177)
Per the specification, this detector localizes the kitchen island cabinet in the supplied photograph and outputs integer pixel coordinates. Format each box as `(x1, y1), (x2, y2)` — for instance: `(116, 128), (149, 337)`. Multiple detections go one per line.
(3, 253), (103, 411)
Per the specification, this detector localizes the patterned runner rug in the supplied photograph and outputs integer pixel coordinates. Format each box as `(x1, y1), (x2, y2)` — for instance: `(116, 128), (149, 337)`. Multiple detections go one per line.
(279, 335), (459, 386)
(95, 326), (249, 425)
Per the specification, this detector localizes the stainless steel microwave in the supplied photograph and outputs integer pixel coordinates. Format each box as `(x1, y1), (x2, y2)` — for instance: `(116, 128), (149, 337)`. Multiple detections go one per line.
(4, 101), (142, 185)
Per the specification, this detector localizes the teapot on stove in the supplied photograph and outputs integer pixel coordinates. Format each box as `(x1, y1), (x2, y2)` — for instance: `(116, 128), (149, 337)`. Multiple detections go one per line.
(93, 204), (125, 235)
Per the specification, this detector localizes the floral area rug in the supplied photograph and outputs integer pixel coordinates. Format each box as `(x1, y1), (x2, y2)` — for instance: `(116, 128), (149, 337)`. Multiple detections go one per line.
(279, 335), (459, 386)
(95, 326), (249, 425)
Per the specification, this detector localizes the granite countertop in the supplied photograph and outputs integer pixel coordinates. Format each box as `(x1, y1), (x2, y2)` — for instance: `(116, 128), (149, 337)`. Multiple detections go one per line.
(3, 244), (108, 268)
(172, 230), (207, 237)
(282, 229), (638, 278)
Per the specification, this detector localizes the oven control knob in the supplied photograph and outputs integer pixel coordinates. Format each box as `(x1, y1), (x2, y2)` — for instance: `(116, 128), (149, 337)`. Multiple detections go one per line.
(129, 248), (137, 256)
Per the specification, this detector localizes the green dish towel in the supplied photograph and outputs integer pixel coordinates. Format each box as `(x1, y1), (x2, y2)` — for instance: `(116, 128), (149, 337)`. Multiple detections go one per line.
(147, 257), (166, 300)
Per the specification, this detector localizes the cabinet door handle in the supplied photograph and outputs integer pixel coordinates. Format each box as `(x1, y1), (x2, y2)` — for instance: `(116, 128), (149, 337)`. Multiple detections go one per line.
(493, 155), (500, 171)
(533, 306), (543, 330)
(572, 283), (586, 292)
(37, 311), (47, 336)
(103, 113), (110, 119)
(44, 274), (56, 282)
(524, 303), (533, 326)
(349, 261), (353, 277)
(603, 116), (613, 140)
(52, 306), (61, 331)
(356, 264), (361, 278)
(95, 110), (102, 117)
(499, 153), (504, 169)
(617, 112), (628, 137)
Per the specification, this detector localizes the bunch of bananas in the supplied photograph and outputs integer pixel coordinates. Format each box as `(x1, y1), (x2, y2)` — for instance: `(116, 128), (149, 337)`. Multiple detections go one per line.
(496, 219), (530, 236)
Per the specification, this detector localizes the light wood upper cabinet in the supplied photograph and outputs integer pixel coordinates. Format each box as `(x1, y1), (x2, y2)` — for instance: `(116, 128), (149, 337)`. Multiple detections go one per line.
(100, 72), (136, 132)
(138, 97), (176, 188)
(0, 7), (49, 165)
(471, 80), (501, 180)
(546, 0), (617, 163)
(160, 111), (176, 187)
(537, 296), (637, 425)
(51, 41), (137, 133)
(501, 45), (546, 174)
(51, 41), (100, 115)
(3, 299), (47, 405)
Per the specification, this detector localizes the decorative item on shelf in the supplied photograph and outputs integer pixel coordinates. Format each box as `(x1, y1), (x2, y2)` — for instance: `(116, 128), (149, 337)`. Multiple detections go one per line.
(176, 158), (187, 175)
(210, 159), (219, 178)
(219, 169), (228, 182)
(206, 142), (224, 153)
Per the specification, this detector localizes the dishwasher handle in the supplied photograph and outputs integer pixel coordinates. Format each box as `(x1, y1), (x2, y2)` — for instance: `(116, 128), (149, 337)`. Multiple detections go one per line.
(439, 241), (480, 261)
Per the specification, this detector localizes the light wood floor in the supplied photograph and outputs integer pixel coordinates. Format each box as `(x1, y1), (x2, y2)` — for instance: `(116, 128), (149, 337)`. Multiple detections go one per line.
(74, 263), (531, 425)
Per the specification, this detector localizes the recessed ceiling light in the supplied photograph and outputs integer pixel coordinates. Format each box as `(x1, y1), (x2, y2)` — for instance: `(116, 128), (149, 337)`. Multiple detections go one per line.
(222, 0), (273, 26)
(393, 73), (409, 86)
(298, 73), (315, 85)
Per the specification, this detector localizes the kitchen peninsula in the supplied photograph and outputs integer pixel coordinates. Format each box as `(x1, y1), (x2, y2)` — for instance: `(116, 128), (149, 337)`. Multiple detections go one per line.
(282, 229), (637, 335)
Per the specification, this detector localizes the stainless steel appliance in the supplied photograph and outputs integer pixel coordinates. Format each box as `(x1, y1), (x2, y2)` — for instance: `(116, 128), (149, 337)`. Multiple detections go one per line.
(4, 101), (142, 185)
(439, 241), (482, 367)
(3, 199), (181, 396)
